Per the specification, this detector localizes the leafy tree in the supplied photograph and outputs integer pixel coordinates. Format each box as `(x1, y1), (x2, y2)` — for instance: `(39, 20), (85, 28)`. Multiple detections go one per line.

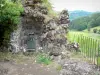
(69, 12), (100, 31)
(89, 13), (100, 27)
(69, 16), (89, 31)
(87, 24), (91, 32)
(0, 0), (23, 47)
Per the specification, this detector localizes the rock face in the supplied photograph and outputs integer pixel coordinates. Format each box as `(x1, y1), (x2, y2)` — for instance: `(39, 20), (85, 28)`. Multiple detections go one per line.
(10, 20), (22, 53)
(60, 59), (100, 75)
(41, 11), (70, 55)
(10, 0), (70, 53)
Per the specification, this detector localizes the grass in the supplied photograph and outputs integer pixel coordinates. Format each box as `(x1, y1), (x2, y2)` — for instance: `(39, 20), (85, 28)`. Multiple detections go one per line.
(84, 26), (100, 33)
(0, 51), (52, 65)
(0, 52), (52, 65)
(68, 31), (100, 40)
(36, 53), (52, 65)
(67, 31), (100, 65)
(0, 52), (27, 63)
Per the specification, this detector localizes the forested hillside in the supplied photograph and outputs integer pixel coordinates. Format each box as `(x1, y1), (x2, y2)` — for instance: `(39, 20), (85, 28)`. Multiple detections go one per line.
(69, 12), (100, 31)
(69, 10), (92, 20)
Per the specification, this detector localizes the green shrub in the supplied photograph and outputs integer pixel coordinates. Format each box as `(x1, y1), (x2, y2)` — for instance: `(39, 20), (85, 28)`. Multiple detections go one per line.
(93, 29), (97, 33)
(0, 0), (23, 47)
(36, 53), (52, 65)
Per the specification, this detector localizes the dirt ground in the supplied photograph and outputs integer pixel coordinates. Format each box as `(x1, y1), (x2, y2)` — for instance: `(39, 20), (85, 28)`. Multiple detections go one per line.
(0, 52), (100, 75)
(0, 59), (59, 75)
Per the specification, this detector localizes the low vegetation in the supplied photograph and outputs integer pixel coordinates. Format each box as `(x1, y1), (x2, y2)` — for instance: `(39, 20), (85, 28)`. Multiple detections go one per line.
(0, 0), (23, 48)
(0, 52), (27, 63)
(0, 52), (52, 65)
(36, 53), (52, 65)
(41, 0), (57, 17)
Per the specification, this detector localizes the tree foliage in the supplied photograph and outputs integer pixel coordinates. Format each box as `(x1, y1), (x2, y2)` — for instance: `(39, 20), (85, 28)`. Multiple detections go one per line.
(0, 0), (23, 47)
(69, 13), (100, 31)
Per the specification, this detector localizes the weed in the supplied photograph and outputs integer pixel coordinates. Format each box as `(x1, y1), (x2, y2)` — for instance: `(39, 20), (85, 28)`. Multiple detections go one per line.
(36, 53), (52, 65)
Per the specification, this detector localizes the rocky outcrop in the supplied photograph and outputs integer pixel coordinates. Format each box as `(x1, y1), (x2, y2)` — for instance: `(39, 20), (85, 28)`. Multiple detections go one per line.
(10, 0), (49, 52)
(10, 0), (70, 53)
(10, 19), (22, 53)
(41, 10), (70, 55)
(60, 59), (100, 75)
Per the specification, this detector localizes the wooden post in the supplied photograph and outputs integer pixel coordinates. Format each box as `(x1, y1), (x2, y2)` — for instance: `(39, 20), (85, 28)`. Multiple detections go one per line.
(88, 37), (91, 60)
(87, 37), (89, 57)
(94, 39), (97, 64)
(90, 38), (92, 61)
(95, 40), (98, 64)
(97, 41), (100, 67)
(93, 39), (95, 64)
(80, 35), (83, 55)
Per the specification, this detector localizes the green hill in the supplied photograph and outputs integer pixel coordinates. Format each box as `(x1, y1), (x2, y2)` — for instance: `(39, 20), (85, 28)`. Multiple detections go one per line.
(69, 12), (100, 31)
(69, 10), (92, 21)
(84, 26), (100, 33)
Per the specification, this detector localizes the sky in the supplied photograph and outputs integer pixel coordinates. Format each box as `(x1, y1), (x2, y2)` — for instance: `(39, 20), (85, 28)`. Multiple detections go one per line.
(50, 0), (100, 12)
